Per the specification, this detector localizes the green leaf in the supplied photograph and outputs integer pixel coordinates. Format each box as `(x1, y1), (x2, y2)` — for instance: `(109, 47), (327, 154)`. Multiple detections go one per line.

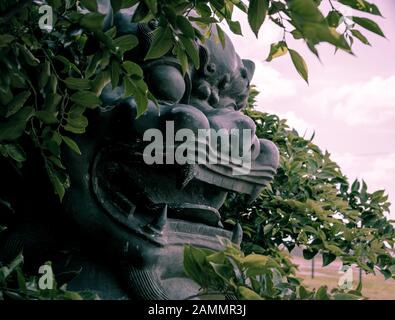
(260, 224), (272, 237)
(18, 45), (40, 66)
(49, 171), (66, 201)
(105, 26), (117, 39)
(325, 244), (344, 255)
(124, 77), (148, 117)
(289, 49), (309, 83)
(55, 55), (82, 75)
(183, 244), (212, 288)
(238, 286), (263, 300)
(67, 113), (88, 129)
(266, 41), (288, 62)
(44, 93), (62, 113)
(176, 46), (188, 75)
(303, 249), (318, 260)
(65, 0), (77, 9)
(179, 35), (199, 69)
(351, 29), (370, 45)
(70, 91), (101, 109)
(334, 293), (362, 300)
(0, 107), (34, 142)
(145, 27), (174, 60)
(39, 61), (51, 89)
(49, 156), (65, 169)
(62, 136), (82, 155)
(110, 0), (122, 12)
(3, 144), (26, 162)
(298, 285), (313, 299)
(0, 34), (15, 48)
(352, 16), (385, 37)
(111, 60), (121, 88)
(189, 16), (219, 24)
(216, 24), (226, 48)
(227, 20), (242, 35)
(131, 1), (150, 22)
(315, 286), (330, 300)
(122, 61), (144, 78)
(351, 179), (360, 192)
(16, 268), (27, 292)
(143, 0), (157, 14)
(322, 252), (336, 267)
(302, 23), (351, 52)
(64, 77), (91, 90)
(289, 0), (324, 23)
(0, 87), (13, 105)
(326, 10), (342, 28)
(248, 0), (268, 37)
(35, 111), (58, 125)
(113, 34), (139, 52)
(338, 0), (382, 16)
(48, 75), (58, 94)
(244, 255), (281, 277)
(80, 0), (97, 11)
(0, 253), (23, 283)
(80, 12), (105, 31)
(209, 262), (235, 285)
(5, 91), (31, 118)
(64, 124), (86, 134)
(176, 16), (195, 38)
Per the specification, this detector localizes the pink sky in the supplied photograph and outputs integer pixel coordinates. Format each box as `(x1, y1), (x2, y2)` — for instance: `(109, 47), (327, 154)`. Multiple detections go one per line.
(224, 0), (395, 219)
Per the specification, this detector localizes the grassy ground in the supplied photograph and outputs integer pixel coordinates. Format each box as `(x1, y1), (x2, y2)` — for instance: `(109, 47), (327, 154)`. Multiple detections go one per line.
(292, 256), (395, 300)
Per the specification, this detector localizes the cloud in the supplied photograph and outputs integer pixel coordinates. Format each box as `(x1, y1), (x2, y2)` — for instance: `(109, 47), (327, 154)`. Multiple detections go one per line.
(332, 152), (395, 219)
(252, 62), (297, 102)
(306, 75), (395, 126)
(361, 153), (395, 185)
(331, 152), (395, 187)
(265, 110), (316, 138)
(331, 153), (360, 173)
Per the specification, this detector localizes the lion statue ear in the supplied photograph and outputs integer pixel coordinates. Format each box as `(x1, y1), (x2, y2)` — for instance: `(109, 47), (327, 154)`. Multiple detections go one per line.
(242, 59), (255, 82)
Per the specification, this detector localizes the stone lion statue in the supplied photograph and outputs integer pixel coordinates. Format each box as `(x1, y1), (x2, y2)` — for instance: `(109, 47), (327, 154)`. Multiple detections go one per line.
(0, 2), (279, 299)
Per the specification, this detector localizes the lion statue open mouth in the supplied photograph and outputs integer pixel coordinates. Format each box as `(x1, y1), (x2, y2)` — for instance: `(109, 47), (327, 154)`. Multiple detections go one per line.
(0, 3), (279, 300)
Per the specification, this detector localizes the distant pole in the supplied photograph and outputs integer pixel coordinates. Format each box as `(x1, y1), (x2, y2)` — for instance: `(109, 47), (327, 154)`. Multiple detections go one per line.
(311, 257), (315, 279)
(359, 267), (362, 284)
